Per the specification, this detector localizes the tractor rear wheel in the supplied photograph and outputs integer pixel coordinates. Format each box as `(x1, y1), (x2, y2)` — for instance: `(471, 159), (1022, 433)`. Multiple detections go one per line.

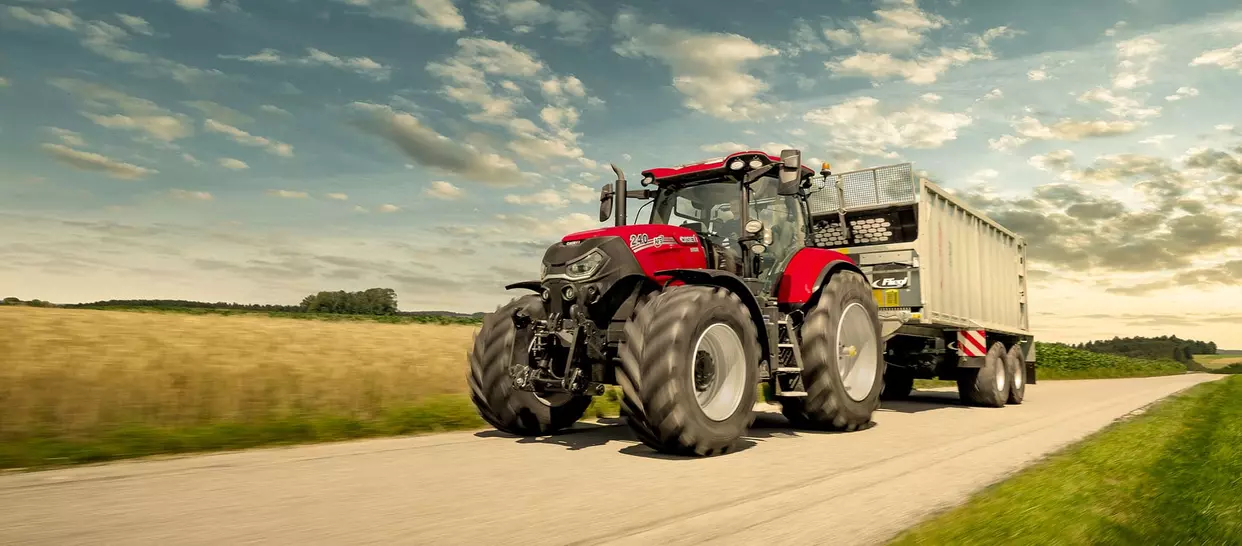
(619, 285), (759, 456)
(780, 270), (884, 431)
(467, 294), (592, 436)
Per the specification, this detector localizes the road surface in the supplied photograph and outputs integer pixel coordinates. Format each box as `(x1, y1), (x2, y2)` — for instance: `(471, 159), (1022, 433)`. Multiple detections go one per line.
(0, 374), (1222, 546)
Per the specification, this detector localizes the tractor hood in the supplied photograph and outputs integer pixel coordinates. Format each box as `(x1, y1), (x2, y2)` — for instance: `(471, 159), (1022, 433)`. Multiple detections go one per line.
(547, 223), (709, 281)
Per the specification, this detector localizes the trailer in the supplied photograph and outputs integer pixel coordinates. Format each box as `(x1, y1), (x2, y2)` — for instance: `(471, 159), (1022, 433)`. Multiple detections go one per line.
(804, 162), (1035, 406)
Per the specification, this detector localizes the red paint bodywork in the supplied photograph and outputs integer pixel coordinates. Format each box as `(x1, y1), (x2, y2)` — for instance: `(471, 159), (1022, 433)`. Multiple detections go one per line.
(777, 247), (857, 305)
(562, 224), (707, 282)
(641, 150), (818, 184)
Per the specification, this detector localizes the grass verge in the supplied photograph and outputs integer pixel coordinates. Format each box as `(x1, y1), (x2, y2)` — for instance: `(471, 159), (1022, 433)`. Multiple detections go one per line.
(1033, 342), (1187, 379)
(887, 375), (1242, 546)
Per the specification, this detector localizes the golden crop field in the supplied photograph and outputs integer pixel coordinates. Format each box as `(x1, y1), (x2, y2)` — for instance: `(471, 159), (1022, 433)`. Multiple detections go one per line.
(1193, 354), (1242, 370)
(0, 306), (478, 439)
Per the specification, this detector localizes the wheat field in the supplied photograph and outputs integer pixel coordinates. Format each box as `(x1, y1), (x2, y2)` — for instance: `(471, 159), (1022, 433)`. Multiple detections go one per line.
(0, 306), (479, 438)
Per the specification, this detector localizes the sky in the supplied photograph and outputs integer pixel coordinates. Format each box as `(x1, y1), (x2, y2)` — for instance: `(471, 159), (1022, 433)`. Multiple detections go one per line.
(2, 0), (1241, 347)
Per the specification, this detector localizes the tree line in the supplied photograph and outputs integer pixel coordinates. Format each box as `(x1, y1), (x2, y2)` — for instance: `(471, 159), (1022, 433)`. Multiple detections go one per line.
(1070, 335), (1217, 364)
(4, 289), (483, 319)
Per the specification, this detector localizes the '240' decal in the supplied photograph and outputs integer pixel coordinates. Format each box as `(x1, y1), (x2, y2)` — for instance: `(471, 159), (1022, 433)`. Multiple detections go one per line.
(629, 233), (672, 252)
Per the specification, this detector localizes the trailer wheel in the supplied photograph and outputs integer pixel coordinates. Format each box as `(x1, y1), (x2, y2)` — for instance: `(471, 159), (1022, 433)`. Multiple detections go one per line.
(619, 285), (759, 456)
(1005, 344), (1026, 405)
(880, 367), (915, 401)
(783, 270), (884, 431)
(956, 341), (1008, 408)
(467, 294), (592, 436)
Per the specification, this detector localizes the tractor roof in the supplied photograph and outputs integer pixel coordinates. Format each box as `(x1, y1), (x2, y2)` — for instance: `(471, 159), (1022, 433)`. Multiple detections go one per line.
(640, 150), (818, 186)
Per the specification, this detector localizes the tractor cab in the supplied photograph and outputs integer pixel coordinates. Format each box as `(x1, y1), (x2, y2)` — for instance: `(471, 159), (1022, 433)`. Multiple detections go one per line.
(599, 150), (822, 292)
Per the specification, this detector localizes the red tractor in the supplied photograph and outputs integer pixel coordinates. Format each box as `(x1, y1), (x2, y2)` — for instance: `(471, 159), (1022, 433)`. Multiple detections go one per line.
(468, 149), (885, 456)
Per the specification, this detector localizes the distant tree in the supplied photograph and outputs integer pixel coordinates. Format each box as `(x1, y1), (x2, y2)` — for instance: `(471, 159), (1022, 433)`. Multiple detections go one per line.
(1, 297), (19, 305)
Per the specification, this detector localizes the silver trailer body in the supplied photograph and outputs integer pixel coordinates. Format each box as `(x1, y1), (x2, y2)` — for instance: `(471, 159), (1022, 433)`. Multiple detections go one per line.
(804, 163), (1035, 364)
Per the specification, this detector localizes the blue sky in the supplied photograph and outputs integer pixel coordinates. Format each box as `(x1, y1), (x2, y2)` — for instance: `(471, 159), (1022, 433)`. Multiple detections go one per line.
(2, 0), (1242, 344)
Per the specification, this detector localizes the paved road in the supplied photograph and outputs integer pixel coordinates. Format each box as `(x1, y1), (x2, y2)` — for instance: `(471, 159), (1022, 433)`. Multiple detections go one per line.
(0, 374), (1222, 546)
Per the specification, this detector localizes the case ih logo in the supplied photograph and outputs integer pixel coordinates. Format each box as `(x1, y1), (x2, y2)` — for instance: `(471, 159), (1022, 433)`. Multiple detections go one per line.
(870, 275), (909, 289)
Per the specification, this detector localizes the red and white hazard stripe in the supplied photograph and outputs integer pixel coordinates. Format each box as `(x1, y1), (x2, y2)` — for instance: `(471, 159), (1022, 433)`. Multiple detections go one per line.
(957, 330), (986, 357)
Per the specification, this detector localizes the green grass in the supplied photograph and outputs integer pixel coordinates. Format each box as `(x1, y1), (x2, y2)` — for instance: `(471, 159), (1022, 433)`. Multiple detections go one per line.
(887, 375), (1242, 546)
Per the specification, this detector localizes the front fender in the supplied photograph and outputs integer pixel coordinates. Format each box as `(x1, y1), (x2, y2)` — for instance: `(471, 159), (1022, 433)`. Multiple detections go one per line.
(504, 281), (543, 292)
(654, 269), (771, 366)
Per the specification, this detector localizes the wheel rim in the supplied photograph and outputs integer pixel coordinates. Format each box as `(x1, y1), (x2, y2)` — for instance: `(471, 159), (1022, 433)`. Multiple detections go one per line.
(994, 355), (1006, 392)
(691, 323), (747, 422)
(1012, 357), (1024, 390)
(836, 302), (880, 402)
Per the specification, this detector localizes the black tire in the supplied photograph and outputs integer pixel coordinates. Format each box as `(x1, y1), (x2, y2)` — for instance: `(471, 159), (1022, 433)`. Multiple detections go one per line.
(781, 270), (885, 431)
(1005, 344), (1026, 405)
(467, 294), (592, 435)
(618, 285), (760, 456)
(956, 340), (1008, 408)
(616, 293), (662, 447)
(880, 366), (915, 401)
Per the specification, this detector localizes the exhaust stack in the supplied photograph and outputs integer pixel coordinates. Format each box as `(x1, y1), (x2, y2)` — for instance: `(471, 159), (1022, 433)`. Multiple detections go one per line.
(610, 163), (627, 227)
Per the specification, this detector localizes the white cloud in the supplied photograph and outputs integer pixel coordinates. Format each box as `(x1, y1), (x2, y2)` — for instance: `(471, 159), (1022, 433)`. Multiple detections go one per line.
(1216, 124), (1236, 132)
(1165, 86), (1200, 101)
(116, 14), (153, 35)
(220, 48), (391, 80)
(829, 38), (1011, 85)
(83, 113), (192, 142)
(170, 189), (213, 200)
(1113, 36), (1163, 89)
(6, 6), (80, 29)
(988, 134), (1027, 153)
(1028, 149), (1076, 172)
(326, 193), (349, 200)
(0, 76), (8, 87)
(982, 88), (1003, 100)
(822, 0), (948, 54)
(40, 143), (157, 180)
(377, 203), (401, 213)
(182, 153), (202, 166)
(45, 127), (86, 147)
(496, 212), (599, 237)
(475, 0), (592, 42)
(349, 102), (524, 186)
(334, 0), (465, 32)
(1027, 68), (1049, 81)
(426, 38), (596, 166)
(259, 104), (292, 117)
(920, 93), (942, 103)
(803, 96), (973, 157)
(1190, 43), (1242, 73)
(425, 180), (464, 199)
(614, 9), (781, 120)
(1104, 21), (1128, 37)
(989, 116), (1142, 152)
(174, 0), (210, 11)
(218, 157), (249, 170)
(1077, 87), (1161, 120)
(504, 188), (570, 209)
(1139, 134), (1176, 145)
(203, 119), (294, 157)
(701, 142), (750, 153)
(566, 183), (595, 203)
(267, 189), (309, 199)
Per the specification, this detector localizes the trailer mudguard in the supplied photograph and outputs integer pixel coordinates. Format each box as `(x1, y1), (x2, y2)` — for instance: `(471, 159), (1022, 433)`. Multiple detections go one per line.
(653, 268), (772, 366)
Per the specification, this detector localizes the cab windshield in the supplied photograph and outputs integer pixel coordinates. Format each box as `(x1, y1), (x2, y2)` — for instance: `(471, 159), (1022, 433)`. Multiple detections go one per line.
(648, 175), (806, 283)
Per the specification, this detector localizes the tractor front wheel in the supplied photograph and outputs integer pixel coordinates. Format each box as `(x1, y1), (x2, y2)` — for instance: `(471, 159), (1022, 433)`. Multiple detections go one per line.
(619, 285), (760, 456)
(467, 294), (592, 436)
(781, 270), (885, 431)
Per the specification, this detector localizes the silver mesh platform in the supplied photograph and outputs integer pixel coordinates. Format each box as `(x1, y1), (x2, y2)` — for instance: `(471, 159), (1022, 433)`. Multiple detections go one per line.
(806, 163), (918, 216)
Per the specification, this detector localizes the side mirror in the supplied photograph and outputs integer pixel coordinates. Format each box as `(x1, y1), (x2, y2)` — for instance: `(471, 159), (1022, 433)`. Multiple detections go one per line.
(599, 183), (614, 222)
(777, 148), (802, 196)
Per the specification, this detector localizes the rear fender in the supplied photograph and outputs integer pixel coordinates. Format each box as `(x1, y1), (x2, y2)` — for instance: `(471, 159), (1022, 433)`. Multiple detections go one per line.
(775, 248), (868, 310)
(653, 269), (771, 367)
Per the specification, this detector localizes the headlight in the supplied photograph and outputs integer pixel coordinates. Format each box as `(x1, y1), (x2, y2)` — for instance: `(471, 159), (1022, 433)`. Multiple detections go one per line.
(744, 219), (764, 234)
(540, 262), (549, 280)
(729, 159), (745, 170)
(748, 158), (763, 169)
(565, 249), (606, 280)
